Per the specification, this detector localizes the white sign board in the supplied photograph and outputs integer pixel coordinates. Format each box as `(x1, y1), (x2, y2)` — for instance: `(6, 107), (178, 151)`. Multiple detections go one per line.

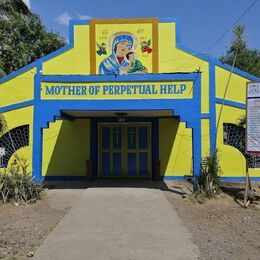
(0, 147), (5, 156)
(246, 82), (260, 154)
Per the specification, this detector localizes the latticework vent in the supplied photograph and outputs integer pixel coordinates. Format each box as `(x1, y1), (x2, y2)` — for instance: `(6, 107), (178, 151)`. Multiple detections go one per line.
(0, 125), (29, 168)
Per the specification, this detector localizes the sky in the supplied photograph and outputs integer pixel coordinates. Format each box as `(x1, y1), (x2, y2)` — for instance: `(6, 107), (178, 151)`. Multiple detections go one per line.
(23, 0), (260, 58)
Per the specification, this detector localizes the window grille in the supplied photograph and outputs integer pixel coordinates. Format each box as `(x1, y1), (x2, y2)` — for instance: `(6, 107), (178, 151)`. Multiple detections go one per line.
(0, 125), (29, 168)
(223, 123), (260, 168)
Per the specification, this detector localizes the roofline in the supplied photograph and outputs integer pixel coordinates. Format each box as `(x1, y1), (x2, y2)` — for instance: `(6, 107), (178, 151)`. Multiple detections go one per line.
(0, 17), (259, 84)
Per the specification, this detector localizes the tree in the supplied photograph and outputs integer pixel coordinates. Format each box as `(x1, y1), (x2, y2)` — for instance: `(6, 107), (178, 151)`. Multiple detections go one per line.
(0, 0), (31, 16)
(220, 24), (260, 78)
(0, 1), (66, 77)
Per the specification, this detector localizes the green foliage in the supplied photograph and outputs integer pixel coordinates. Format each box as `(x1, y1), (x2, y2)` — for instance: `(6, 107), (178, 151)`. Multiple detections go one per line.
(0, 6), (66, 76)
(0, 157), (43, 204)
(237, 115), (246, 127)
(194, 150), (222, 198)
(0, 0), (31, 15)
(220, 24), (260, 77)
(0, 113), (7, 135)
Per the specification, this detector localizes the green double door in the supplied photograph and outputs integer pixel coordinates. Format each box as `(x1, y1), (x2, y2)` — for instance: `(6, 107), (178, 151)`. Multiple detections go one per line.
(98, 123), (151, 178)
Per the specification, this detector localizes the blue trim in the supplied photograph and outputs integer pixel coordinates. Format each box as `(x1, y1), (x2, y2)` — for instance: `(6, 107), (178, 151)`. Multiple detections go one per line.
(69, 20), (90, 26)
(0, 100), (34, 112)
(213, 59), (259, 81)
(158, 17), (179, 23)
(42, 176), (260, 182)
(0, 19), (75, 84)
(201, 113), (210, 119)
(39, 46), (72, 63)
(163, 176), (193, 181)
(32, 19), (77, 63)
(209, 61), (217, 153)
(220, 177), (260, 182)
(0, 62), (37, 84)
(215, 98), (246, 109)
(190, 75), (202, 177)
(38, 72), (198, 83)
(32, 75), (43, 183)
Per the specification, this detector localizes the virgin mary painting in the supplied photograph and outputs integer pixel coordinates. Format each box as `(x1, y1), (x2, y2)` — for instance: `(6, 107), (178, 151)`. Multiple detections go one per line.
(98, 32), (135, 75)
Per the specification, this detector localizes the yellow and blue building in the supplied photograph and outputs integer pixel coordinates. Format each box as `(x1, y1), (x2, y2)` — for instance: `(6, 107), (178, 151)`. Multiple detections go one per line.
(0, 18), (259, 182)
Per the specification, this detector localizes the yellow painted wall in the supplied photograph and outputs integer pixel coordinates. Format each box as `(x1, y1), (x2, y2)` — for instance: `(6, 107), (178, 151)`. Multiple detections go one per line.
(0, 68), (36, 107)
(42, 119), (90, 176)
(201, 119), (210, 157)
(42, 22), (210, 113)
(0, 106), (33, 173)
(2, 20), (259, 179)
(216, 66), (250, 103)
(216, 104), (260, 177)
(159, 118), (192, 176)
(42, 25), (90, 75)
(158, 22), (209, 113)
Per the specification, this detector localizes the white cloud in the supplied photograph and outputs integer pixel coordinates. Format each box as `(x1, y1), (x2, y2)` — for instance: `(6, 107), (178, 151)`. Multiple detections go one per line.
(77, 14), (92, 20)
(54, 12), (91, 26)
(55, 12), (72, 26)
(22, 0), (31, 9)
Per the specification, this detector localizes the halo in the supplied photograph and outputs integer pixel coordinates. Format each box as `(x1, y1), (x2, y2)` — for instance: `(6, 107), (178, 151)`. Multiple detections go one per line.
(108, 31), (138, 52)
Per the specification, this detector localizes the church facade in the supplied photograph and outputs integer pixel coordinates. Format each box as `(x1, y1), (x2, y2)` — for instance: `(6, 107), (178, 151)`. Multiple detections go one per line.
(0, 18), (259, 181)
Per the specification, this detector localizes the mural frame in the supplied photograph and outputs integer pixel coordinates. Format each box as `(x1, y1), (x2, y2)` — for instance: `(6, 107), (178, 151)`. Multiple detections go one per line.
(89, 18), (159, 75)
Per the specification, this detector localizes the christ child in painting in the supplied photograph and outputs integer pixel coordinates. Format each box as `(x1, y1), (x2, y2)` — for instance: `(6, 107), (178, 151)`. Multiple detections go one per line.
(126, 52), (147, 74)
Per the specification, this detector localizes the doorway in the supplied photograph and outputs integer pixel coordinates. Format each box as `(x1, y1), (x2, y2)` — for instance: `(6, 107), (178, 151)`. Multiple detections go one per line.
(98, 123), (152, 178)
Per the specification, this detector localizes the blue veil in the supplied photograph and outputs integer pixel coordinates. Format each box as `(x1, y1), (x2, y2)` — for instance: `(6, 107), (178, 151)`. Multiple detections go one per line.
(99, 33), (134, 75)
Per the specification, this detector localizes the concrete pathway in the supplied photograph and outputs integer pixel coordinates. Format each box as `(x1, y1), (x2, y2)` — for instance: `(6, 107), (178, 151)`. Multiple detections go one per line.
(34, 181), (199, 260)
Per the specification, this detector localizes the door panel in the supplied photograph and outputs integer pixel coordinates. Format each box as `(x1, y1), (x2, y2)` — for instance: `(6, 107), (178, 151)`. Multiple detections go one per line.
(139, 152), (148, 175)
(113, 127), (121, 149)
(99, 123), (151, 178)
(113, 152), (121, 176)
(139, 127), (148, 149)
(101, 152), (110, 175)
(102, 127), (110, 149)
(128, 152), (137, 176)
(127, 127), (137, 149)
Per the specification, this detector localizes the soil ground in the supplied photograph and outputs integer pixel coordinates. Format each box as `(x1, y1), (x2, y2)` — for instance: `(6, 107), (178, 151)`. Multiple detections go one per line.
(0, 183), (85, 259)
(164, 181), (260, 260)
(0, 197), (63, 259)
(0, 180), (259, 259)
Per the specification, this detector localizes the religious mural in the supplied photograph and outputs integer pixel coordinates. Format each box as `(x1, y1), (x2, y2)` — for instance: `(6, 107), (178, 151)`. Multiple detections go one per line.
(94, 21), (155, 75)
(98, 32), (149, 75)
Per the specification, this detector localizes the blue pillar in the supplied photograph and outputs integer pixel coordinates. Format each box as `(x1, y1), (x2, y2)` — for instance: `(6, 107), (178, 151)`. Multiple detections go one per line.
(192, 122), (201, 177)
(32, 73), (43, 183)
(32, 107), (43, 182)
(209, 60), (217, 154)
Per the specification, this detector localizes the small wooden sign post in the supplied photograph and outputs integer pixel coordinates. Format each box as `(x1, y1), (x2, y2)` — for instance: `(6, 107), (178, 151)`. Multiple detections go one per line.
(244, 158), (250, 208)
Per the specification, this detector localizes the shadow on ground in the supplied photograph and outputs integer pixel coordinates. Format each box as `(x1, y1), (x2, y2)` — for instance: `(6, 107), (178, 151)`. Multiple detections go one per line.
(43, 179), (193, 197)
(220, 182), (260, 207)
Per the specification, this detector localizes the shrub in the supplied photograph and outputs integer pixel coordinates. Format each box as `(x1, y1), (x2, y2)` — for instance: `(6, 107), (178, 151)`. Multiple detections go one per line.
(194, 150), (222, 198)
(0, 157), (42, 204)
